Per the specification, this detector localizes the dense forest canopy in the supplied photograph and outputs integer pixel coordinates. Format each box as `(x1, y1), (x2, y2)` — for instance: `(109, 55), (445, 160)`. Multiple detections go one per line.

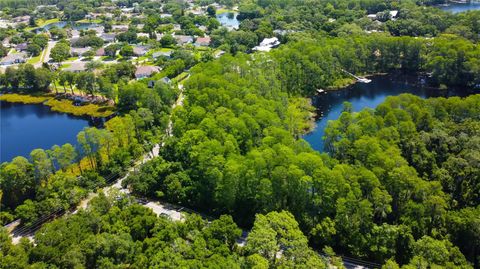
(1, 0), (480, 268)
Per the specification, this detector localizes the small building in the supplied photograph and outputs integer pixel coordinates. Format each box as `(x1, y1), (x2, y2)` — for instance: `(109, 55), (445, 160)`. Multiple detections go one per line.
(390, 10), (399, 19)
(63, 62), (86, 73)
(96, 47), (105, 56)
(112, 25), (129, 32)
(152, 50), (172, 59)
(135, 65), (161, 79)
(133, 45), (149, 56)
(160, 14), (173, 18)
(173, 24), (182, 31)
(137, 33), (149, 39)
(12, 15), (30, 24)
(100, 33), (116, 43)
(214, 50), (225, 59)
(15, 43), (28, 52)
(253, 37), (280, 52)
(0, 52), (27, 65)
(160, 76), (171, 84)
(194, 36), (211, 47)
(174, 35), (194, 46)
(70, 47), (91, 57)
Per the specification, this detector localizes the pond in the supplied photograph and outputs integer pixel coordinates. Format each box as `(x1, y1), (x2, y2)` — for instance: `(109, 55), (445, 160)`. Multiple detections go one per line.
(34, 21), (99, 33)
(303, 74), (479, 152)
(0, 101), (95, 162)
(216, 12), (239, 29)
(439, 2), (480, 13)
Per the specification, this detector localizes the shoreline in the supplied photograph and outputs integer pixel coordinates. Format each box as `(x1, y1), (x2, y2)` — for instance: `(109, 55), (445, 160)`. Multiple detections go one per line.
(0, 93), (115, 118)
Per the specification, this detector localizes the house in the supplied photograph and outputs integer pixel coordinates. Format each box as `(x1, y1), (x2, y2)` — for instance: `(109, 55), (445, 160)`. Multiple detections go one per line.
(195, 36), (211, 47)
(70, 47), (91, 57)
(112, 25), (129, 32)
(12, 16), (30, 24)
(135, 65), (161, 79)
(160, 13), (172, 18)
(96, 47), (105, 56)
(100, 33), (116, 43)
(152, 50), (172, 59)
(214, 50), (225, 59)
(253, 37), (280, 52)
(390, 10), (399, 19)
(15, 43), (28, 52)
(133, 45), (149, 56)
(367, 14), (377, 20)
(160, 76), (171, 84)
(63, 62), (86, 73)
(173, 24), (182, 31)
(0, 52), (27, 65)
(137, 33), (149, 39)
(70, 29), (81, 38)
(174, 35), (194, 45)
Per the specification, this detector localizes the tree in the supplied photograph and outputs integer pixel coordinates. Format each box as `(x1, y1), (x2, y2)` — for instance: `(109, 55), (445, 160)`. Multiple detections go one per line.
(30, 149), (53, 182)
(32, 34), (48, 49)
(246, 211), (325, 267)
(51, 41), (70, 63)
(207, 5), (216, 17)
(160, 34), (176, 47)
(26, 43), (41, 56)
(119, 45), (134, 57)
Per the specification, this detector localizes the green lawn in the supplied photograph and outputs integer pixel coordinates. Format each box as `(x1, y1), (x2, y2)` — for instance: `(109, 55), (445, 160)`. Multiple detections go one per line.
(27, 55), (41, 64)
(26, 18), (60, 31)
(216, 8), (235, 15)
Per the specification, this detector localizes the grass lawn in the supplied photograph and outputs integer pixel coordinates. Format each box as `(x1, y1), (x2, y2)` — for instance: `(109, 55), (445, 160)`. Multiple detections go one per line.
(0, 93), (115, 117)
(27, 55), (42, 64)
(172, 72), (189, 84)
(26, 18), (60, 31)
(216, 8), (235, 14)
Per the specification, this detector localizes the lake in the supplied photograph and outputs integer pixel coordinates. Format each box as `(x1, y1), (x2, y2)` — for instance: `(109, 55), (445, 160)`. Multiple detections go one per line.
(0, 101), (94, 162)
(439, 2), (480, 13)
(34, 21), (99, 33)
(303, 74), (479, 152)
(216, 12), (239, 29)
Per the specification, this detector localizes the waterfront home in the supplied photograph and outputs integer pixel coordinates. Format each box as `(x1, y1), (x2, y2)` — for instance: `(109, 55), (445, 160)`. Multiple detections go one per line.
(253, 37), (280, 52)
(135, 65), (161, 79)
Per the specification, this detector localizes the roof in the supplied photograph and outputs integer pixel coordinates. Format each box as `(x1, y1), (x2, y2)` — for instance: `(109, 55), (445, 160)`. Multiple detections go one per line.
(152, 50), (172, 58)
(70, 47), (91, 55)
(175, 35), (194, 44)
(195, 36), (211, 46)
(63, 62), (86, 72)
(0, 52), (27, 64)
(135, 65), (161, 78)
(133, 46), (149, 55)
(15, 43), (28, 51)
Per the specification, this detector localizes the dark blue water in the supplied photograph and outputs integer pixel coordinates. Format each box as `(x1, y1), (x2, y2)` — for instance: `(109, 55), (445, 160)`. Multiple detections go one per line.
(303, 75), (478, 152)
(439, 2), (480, 13)
(35, 22), (98, 33)
(216, 12), (239, 29)
(1, 101), (93, 162)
